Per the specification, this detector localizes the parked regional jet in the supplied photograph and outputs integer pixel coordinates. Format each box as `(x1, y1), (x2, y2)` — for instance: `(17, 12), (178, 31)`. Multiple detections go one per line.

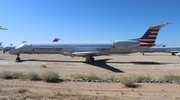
(175, 52), (180, 57)
(0, 26), (8, 30)
(0, 42), (3, 50)
(9, 22), (171, 63)
(141, 46), (180, 55)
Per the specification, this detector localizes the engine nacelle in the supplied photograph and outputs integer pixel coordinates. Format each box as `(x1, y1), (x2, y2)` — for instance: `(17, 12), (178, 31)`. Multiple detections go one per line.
(113, 40), (140, 49)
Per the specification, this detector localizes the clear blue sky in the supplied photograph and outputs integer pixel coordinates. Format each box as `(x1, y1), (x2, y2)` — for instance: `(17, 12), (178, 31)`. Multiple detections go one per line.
(0, 0), (179, 46)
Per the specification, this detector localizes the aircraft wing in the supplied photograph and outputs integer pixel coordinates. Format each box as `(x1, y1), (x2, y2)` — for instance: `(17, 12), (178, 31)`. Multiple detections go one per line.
(170, 51), (180, 53)
(72, 51), (100, 56)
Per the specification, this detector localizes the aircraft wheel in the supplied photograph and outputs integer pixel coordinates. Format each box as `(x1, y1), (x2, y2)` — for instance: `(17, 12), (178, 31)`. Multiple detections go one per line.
(91, 58), (94, 62)
(87, 58), (94, 63)
(172, 53), (175, 55)
(16, 54), (21, 61)
(16, 57), (21, 61)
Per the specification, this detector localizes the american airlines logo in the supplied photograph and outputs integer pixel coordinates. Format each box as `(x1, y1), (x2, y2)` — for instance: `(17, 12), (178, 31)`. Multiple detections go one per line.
(33, 48), (62, 51)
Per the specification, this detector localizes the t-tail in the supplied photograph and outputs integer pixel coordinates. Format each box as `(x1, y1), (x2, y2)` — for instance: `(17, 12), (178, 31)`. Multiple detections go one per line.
(139, 22), (171, 47)
(53, 38), (60, 42)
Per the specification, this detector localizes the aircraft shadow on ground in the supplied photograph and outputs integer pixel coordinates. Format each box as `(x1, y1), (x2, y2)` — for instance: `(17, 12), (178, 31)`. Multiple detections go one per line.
(15, 59), (168, 73)
(84, 59), (124, 73)
(15, 59), (124, 73)
(107, 61), (168, 65)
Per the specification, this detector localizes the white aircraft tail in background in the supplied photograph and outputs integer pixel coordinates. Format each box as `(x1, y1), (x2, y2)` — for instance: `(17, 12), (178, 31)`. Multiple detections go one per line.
(53, 38), (60, 42)
(0, 26), (8, 30)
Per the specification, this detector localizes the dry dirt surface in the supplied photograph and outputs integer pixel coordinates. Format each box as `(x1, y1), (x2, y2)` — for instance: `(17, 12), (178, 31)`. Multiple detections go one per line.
(0, 52), (180, 100)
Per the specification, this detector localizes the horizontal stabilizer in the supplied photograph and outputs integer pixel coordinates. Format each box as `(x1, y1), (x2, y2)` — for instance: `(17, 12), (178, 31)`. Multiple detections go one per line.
(149, 22), (171, 29)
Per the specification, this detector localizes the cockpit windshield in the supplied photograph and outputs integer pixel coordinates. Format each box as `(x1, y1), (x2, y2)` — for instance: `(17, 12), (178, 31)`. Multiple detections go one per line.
(15, 43), (25, 49)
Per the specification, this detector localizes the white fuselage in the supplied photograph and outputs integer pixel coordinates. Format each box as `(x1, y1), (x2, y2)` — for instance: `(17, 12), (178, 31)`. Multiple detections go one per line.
(9, 41), (150, 57)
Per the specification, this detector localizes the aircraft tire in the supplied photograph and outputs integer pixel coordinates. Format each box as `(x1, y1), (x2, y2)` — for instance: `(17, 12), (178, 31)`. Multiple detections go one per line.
(16, 57), (21, 61)
(88, 58), (94, 63)
(88, 59), (93, 63)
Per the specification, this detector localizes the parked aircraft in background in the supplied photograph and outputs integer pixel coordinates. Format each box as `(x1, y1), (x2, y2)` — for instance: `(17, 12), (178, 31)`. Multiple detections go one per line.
(141, 46), (180, 55)
(0, 26), (8, 30)
(175, 52), (180, 57)
(53, 38), (60, 42)
(3, 38), (60, 53)
(9, 22), (171, 63)
(0, 42), (3, 50)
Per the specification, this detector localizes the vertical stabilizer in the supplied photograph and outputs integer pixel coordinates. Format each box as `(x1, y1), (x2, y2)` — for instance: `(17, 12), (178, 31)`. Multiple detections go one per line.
(140, 22), (171, 47)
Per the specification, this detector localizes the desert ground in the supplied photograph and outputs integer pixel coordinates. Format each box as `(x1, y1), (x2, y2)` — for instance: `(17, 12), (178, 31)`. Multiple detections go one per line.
(0, 52), (180, 100)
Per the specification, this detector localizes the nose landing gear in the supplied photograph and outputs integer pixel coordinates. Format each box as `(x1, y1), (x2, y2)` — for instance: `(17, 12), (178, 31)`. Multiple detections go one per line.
(16, 54), (21, 61)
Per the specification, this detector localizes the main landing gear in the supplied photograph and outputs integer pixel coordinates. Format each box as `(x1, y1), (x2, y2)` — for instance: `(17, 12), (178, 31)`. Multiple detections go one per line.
(171, 53), (175, 56)
(16, 54), (21, 61)
(85, 56), (94, 63)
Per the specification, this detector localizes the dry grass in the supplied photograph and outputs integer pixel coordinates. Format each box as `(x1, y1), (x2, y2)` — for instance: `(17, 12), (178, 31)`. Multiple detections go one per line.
(0, 71), (13, 79)
(24, 93), (121, 100)
(40, 64), (46, 68)
(120, 76), (138, 88)
(162, 74), (180, 81)
(136, 74), (153, 81)
(40, 71), (59, 82)
(12, 72), (24, 79)
(27, 72), (40, 81)
(105, 75), (119, 81)
(16, 88), (28, 93)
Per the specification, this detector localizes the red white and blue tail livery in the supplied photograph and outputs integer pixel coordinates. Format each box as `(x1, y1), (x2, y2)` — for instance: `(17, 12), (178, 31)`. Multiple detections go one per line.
(139, 22), (171, 47)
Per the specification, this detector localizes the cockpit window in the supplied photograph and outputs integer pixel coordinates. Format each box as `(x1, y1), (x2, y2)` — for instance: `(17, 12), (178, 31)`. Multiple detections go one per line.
(15, 43), (25, 49)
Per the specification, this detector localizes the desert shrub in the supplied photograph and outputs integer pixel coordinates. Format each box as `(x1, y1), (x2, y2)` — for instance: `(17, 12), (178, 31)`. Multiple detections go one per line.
(0, 71), (13, 79)
(121, 76), (137, 88)
(69, 74), (84, 79)
(162, 74), (180, 81)
(105, 75), (119, 81)
(16, 88), (28, 93)
(12, 72), (24, 79)
(84, 73), (100, 80)
(40, 71), (59, 82)
(136, 75), (152, 81)
(40, 64), (46, 68)
(27, 72), (40, 81)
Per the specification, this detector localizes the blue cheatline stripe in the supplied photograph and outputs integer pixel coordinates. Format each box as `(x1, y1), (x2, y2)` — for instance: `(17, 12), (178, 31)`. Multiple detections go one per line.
(141, 35), (157, 39)
(144, 32), (158, 35)
(141, 37), (156, 39)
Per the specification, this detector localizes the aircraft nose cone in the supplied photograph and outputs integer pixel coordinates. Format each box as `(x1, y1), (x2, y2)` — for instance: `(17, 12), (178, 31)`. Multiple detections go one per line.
(9, 49), (20, 55)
